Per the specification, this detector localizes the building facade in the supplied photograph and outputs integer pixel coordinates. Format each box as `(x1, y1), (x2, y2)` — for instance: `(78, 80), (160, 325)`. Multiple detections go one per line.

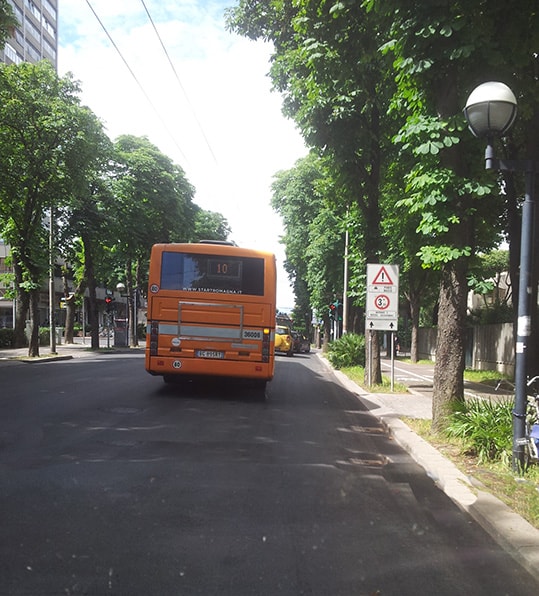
(1, 0), (58, 68)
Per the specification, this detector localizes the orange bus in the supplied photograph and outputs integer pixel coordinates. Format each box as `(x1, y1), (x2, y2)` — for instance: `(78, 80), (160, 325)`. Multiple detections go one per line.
(145, 242), (276, 389)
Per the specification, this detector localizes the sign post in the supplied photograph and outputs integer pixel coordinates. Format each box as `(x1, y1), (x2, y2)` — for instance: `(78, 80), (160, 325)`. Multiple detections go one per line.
(365, 264), (399, 390)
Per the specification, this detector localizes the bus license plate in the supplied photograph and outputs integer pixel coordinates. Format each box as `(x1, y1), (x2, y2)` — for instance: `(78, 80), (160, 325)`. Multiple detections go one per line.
(195, 350), (224, 359)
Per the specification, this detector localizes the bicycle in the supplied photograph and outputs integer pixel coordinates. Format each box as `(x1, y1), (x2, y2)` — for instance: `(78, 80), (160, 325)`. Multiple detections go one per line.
(497, 375), (539, 469)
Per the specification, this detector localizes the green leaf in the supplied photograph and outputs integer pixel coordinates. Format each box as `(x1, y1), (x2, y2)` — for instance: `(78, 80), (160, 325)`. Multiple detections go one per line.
(329, 2), (345, 16)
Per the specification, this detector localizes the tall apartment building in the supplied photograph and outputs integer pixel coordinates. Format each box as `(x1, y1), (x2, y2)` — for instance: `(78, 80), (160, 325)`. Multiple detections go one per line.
(1, 0), (58, 69)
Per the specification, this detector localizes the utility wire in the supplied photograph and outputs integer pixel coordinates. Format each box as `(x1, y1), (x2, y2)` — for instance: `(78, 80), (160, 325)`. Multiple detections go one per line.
(85, 0), (189, 165)
(140, 0), (218, 165)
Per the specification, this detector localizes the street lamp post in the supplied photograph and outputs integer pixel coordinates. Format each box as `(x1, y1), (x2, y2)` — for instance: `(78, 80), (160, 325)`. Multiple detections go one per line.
(49, 205), (57, 354)
(464, 81), (537, 472)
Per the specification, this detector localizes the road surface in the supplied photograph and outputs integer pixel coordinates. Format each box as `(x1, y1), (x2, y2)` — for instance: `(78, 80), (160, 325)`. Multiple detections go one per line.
(0, 351), (536, 595)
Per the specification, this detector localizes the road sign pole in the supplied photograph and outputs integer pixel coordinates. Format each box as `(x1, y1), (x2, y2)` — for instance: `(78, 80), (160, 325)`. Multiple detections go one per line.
(368, 330), (373, 387)
(391, 332), (395, 392)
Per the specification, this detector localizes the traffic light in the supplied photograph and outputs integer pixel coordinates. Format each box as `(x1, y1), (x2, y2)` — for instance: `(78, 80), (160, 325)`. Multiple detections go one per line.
(334, 300), (343, 321)
(329, 302), (336, 320)
(105, 295), (115, 312)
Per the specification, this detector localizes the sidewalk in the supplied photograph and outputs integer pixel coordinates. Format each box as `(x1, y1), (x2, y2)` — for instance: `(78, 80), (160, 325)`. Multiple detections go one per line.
(321, 354), (539, 580)
(0, 336), (143, 363)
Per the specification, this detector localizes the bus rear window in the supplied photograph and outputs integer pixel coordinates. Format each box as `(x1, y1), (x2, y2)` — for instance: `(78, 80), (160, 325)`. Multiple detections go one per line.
(160, 252), (265, 296)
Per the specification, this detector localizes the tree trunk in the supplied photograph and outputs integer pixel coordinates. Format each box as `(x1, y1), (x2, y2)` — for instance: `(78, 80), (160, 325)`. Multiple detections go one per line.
(409, 295), (420, 363)
(63, 273), (76, 344)
(14, 291), (29, 349)
(64, 295), (75, 344)
(322, 315), (331, 353)
(405, 267), (429, 364)
(13, 263), (29, 348)
(429, 70), (471, 432)
(431, 260), (467, 431)
(350, 304), (363, 334)
(28, 290), (40, 357)
(364, 330), (382, 386)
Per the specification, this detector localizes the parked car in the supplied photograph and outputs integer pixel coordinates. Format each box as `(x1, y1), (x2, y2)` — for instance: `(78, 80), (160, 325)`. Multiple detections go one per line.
(274, 325), (294, 357)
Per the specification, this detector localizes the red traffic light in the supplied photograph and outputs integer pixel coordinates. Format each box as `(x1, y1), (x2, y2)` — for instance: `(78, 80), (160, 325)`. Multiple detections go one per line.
(105, 296), (113, 304)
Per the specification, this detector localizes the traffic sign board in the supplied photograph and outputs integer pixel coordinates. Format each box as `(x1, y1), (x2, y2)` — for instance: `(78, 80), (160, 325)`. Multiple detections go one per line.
(366, 263), (399, 331)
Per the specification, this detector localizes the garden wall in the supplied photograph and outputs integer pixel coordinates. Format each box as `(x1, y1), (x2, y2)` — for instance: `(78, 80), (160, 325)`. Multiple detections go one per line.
(417, 322), (514, 376)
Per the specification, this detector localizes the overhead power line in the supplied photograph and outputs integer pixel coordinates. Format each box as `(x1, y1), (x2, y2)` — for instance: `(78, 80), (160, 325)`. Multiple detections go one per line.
(85, 0), (189, 165)
(139, 0), (218, 165)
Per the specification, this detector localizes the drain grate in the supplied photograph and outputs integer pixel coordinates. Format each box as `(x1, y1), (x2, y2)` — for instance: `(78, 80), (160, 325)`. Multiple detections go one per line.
(349, 425), (386, 435)
(345, 452), (387, 467)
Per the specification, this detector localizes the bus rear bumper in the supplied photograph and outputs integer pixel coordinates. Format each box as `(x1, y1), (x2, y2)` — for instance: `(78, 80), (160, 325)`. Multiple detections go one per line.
(145, 353), (274, 382)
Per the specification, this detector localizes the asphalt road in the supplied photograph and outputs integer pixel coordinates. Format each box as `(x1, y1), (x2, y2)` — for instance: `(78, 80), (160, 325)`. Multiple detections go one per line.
(0, 351), (537, 595)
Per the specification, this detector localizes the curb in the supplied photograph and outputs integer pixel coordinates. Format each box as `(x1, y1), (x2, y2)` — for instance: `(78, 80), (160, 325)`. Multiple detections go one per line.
(0, 346), (145, 362)
(386, 413), (539, 577)
(19, 355), (74, 363)
(318, 354), (539, 577)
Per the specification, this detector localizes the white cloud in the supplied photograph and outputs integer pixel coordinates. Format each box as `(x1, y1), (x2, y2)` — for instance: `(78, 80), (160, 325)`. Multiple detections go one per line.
(58, 0), (306, 308)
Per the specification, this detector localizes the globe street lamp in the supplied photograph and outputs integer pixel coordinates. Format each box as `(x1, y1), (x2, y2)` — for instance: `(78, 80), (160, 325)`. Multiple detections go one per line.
(464, 81), (537, 471)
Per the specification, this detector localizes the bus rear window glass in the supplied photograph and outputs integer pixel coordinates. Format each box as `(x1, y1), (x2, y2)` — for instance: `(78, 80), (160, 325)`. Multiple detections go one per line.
(160, 252), (265, 295)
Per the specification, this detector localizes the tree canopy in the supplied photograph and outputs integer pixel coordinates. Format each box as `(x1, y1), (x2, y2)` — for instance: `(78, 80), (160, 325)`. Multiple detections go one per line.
(228, 0), (539, 429)
(0, 61), (230, 355)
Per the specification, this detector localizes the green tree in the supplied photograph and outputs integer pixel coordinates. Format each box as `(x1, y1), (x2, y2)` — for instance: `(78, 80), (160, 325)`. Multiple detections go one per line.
(382, 183), (440, 362)
(0, 62), (95, 356)
(110, 135), (196, 346)
(228, 0), (396, 380)
(467, 250), (512, 323)
(230, 0), (539, 424)
(57, 108), (115, 349)
(192, 209), (231, 242)
(0, 1), (16, 50)
(374, 0), (539, 429)
(272, 153), (346, 350)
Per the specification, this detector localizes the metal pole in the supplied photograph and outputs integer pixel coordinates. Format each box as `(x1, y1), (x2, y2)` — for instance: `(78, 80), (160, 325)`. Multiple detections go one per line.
(106, 311), (110, 349)
(342, 227), (349, 335)
(133, 288), (138, 347)
(82, 297), (86, 344)
(390, 331), (395, 392)
(368, 330), (372, 387)
(49, 206), (57, 354)
(513, 169), (535, 472)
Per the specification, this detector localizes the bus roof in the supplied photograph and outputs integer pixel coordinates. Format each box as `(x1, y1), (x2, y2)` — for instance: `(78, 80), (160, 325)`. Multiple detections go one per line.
(151, 242), (275, 259)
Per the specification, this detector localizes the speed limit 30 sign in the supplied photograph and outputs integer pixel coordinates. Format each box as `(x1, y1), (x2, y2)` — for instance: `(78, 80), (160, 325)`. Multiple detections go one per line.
(373, 294), (391, 310)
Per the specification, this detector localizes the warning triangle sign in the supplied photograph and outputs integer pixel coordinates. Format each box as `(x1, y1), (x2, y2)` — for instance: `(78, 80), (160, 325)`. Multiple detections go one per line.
(372, 266), (393, 285)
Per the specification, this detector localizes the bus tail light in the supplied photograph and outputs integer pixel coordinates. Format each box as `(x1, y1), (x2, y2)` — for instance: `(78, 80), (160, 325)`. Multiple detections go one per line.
(262, 327), (271, 362)
(150, 321), (159, 355)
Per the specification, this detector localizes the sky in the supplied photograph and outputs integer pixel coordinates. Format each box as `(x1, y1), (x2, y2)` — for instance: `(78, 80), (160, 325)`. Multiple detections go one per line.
(57, 0), (307, 309)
